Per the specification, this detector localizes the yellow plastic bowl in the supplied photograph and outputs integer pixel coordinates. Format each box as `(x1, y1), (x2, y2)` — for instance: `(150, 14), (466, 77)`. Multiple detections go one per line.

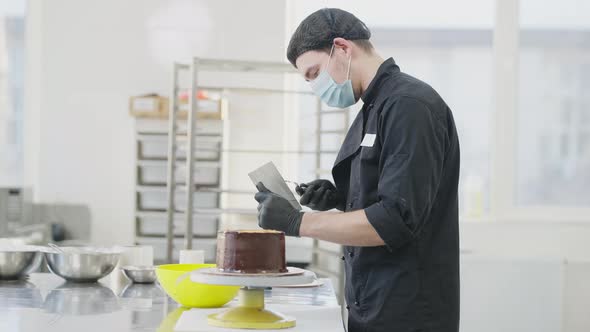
(156, 264), (239, 308)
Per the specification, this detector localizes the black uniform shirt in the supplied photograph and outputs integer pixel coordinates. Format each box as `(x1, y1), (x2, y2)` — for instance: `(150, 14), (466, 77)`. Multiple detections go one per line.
(332, 58), (460, 332)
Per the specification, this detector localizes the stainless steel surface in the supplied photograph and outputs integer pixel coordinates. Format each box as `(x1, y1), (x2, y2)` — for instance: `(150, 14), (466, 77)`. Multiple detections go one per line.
(0, 251), (43, 280)
(0, 280), (42, 308)
(0, 273), (338, 332)
(45, 251), (120, 282)
(47, 243), (64, 253)
(44, 282), (120, 315)
(119, 282), (166, 299)
(121, 266), (157, 284)
(184, 57), (199, 251)
(166, 63), (181, 263)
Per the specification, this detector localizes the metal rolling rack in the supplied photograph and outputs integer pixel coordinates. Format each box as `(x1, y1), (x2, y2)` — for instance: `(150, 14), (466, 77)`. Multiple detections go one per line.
(310, 101), (350, 300)
(166, 58), (349, 299)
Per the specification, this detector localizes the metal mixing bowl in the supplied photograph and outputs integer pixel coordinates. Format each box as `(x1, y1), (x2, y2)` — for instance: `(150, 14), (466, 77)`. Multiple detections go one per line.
(121, 266), (157, 284)
(0, 251), (43, 280)
(45, 250), (120, 283)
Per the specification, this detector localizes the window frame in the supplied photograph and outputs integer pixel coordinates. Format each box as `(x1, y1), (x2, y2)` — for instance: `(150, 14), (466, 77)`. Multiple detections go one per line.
(490, 0), (590, 222)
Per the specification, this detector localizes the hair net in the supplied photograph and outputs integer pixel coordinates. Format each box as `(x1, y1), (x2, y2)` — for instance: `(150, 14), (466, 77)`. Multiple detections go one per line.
(287, 8), (371, 66)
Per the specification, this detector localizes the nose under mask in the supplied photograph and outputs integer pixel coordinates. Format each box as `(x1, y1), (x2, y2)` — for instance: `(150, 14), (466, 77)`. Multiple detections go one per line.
(309, 46), (356, 108)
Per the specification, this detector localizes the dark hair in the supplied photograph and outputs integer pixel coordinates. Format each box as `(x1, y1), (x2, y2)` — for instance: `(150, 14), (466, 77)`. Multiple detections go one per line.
(286, 8), (372, 67)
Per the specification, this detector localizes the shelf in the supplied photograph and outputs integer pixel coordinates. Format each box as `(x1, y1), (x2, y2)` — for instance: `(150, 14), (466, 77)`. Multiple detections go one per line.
(135, 210), (181, 218)
(179, 58), (296, 74)
(136, 133), (223, 142)
(318, 129), (347, 134)
(135, 207), (257, 216)
(313, 247), (343, 257)
(319, 109), (348, 115)
(179, 85), (315, 96)
(135, 233), (216, 240)
(137, 159), (221, 168)
(136, 184), (254, 195)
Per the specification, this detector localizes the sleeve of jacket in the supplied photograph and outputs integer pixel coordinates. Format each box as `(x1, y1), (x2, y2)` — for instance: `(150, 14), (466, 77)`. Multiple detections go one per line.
(364, 96), (447, 251)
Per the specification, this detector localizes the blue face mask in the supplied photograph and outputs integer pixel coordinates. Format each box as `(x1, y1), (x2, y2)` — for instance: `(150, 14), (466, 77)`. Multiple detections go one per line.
(310, 45), (355, 108)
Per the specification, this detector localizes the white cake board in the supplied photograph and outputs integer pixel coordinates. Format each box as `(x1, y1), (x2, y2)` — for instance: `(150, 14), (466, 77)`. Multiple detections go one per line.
(190, 267), (316, 287)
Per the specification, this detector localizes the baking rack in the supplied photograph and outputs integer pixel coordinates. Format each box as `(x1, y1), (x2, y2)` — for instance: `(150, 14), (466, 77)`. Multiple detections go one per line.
(165, 58), (349, 300)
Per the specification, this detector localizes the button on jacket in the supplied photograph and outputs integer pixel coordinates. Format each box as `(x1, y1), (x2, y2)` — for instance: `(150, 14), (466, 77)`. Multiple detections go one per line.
(332, 58), (460, 332)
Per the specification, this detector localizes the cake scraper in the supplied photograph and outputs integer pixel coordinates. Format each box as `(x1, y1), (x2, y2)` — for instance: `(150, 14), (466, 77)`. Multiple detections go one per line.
(248, 161), (302, 210)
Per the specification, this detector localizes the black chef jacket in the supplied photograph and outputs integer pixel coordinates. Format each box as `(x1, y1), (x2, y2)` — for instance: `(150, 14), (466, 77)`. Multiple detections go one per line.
(332, 58), (460, 332)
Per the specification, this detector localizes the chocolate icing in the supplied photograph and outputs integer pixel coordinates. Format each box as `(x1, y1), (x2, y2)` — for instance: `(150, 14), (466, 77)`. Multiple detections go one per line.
(216, 230), (287, 273)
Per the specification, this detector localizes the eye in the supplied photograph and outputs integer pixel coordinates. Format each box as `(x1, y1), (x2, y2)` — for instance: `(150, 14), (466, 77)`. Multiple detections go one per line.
(311, 69), (319, 80)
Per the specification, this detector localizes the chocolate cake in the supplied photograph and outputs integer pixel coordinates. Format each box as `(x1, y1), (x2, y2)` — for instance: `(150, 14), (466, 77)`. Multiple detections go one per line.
(216, 230), (287, 273)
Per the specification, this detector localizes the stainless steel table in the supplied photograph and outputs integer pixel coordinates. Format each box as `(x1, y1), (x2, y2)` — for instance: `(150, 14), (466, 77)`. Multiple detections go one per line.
(0, 272), (340, 332)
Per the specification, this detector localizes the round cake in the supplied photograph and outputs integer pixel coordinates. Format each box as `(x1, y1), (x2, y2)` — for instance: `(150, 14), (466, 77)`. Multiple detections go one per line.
(216, 230), (287, 273)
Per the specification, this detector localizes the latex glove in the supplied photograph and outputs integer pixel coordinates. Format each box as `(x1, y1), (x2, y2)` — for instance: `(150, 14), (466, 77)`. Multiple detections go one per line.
(254, 182), (304, 237)
(295, 179), (344, 211)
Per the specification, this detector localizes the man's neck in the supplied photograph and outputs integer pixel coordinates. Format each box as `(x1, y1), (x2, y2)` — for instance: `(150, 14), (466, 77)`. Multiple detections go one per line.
(359, 53), (385, 96)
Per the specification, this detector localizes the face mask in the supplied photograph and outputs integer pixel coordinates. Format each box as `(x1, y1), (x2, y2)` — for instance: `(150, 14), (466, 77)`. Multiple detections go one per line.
(310, 45), (355, 108)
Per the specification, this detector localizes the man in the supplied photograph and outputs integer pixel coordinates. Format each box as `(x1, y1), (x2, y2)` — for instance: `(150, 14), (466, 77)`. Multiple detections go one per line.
(254, 8), (460, 332)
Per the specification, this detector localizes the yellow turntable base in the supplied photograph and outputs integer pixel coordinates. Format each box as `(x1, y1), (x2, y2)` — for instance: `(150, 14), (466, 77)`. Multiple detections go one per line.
(207, 288), (295, 329)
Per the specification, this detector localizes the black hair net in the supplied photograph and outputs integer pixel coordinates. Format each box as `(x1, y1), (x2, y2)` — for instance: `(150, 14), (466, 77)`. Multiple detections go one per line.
(287, 8), (371, 67)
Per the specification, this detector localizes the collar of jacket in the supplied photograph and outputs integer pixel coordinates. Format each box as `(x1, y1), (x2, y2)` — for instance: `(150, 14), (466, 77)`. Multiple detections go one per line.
(331, 58), (400, 168)
(360, 57), (400, 105)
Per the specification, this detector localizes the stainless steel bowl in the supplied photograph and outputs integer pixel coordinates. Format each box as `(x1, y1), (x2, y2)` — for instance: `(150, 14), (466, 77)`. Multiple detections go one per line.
(45, 251), (120, 283)
(121, 266), (157, 284)
(0, 251), (43, 280)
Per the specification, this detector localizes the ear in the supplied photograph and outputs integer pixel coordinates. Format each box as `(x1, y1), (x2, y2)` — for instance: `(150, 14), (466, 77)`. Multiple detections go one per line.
(332, 37), (353, 57)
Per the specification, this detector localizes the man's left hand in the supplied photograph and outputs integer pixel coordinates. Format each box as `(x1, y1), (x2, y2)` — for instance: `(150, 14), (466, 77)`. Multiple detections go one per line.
(254, 182), (304, 237)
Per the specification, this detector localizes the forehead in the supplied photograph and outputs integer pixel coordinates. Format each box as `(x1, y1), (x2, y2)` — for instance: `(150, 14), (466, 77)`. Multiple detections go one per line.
(294, 49), (330, 75)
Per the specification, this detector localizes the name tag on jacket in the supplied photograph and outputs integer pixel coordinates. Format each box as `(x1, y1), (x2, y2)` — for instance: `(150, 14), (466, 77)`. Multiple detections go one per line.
(360, 133), (376, 147)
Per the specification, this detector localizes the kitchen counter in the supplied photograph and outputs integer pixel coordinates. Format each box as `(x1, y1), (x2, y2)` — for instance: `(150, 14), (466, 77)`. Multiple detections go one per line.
(0, 272), (341, 332)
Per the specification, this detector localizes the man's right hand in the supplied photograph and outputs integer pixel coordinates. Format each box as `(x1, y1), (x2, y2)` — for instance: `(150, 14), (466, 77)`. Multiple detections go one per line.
(295, 179), (344, 211)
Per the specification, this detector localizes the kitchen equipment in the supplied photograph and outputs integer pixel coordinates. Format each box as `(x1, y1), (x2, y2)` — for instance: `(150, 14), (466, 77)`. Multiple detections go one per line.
(155, 264), (239, 308)
(44, 247), (120, 283)
(0, 250), (43, 280)
(190, 267), (316, 329)
(121, 265), (157, 284)
(248, 162), (301, 210)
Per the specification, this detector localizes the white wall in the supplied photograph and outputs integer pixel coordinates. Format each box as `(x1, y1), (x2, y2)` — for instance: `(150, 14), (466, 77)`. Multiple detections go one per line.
(461, 221), (590, 261)
(24, 0), (289, 245)
(288, 0), (590, 30)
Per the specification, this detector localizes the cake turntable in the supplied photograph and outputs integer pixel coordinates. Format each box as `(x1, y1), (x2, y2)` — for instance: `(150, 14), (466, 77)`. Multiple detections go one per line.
(190, 267), (317, 329)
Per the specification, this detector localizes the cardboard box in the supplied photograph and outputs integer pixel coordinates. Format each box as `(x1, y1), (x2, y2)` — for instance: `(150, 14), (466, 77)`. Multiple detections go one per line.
(177, 98), (224, 120)
(129, 94), (169, 118)
(130, 94), (224, 120)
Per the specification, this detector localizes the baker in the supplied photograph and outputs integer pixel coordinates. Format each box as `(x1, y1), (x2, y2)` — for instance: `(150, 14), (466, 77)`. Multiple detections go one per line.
(254, 8), (460, 332)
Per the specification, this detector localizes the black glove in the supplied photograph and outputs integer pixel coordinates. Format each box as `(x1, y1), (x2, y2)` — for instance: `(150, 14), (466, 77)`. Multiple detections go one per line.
(254, 182), (304, 237)
(295, 179), (344, 211)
